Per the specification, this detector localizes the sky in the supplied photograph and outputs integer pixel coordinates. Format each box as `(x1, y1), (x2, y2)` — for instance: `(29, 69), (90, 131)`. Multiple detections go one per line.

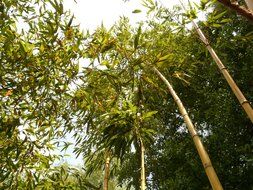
(59, 0), (200, 166)
(63, 0), (200, 31)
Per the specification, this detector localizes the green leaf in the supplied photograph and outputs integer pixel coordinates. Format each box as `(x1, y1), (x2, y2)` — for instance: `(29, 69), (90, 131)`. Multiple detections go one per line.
(132, 9), (142, 14)
(220, 18), (232, 23)
(134, 25), (142, 49)
(67, 14), (74, 28)
(213, 11), (227, 20)
(142, 111), (158, 120)
(211, 23), (222, 28)
(157, 54), (171, 63)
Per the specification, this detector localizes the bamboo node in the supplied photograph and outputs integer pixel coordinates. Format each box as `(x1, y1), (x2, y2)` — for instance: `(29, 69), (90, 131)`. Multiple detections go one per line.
(204, 162), (212, 169)
(191, 133), (198, 139)
(175, 98), (180, 102)
(219, 66), (227, 71)
(203, 39), (210, 46)
(240, 99), (249, 106)
(182, 113), (188, 118)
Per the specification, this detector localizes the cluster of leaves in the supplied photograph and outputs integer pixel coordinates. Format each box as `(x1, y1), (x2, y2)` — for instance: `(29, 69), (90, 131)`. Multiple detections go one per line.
(0, 0), (85, 188)
(70, 4), (207, 189)
(1, 0), (252, 189)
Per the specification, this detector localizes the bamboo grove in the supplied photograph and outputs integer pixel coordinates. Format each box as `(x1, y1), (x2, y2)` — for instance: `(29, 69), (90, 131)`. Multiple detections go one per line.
(0, 0), (253, 189)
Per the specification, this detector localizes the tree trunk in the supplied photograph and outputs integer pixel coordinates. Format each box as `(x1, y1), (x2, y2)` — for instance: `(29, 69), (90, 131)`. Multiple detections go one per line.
(103, 156), (110, 190)
(217, 0), (253, 22)
(179, 0), (253, 124)
(139, 138), (146, 190)
(152, 67), (223, 190)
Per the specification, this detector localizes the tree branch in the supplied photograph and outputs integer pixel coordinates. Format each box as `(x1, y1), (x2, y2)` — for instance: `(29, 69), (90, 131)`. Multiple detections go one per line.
(217, 0), (253, 22)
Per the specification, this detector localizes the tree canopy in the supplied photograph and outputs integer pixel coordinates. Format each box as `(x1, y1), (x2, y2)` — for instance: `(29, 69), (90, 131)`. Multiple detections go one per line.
(1, 0), (252, 189)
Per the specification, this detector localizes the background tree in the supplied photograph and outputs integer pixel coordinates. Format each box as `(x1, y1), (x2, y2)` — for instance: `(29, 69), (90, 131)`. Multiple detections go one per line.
(0, 0), (85, 188)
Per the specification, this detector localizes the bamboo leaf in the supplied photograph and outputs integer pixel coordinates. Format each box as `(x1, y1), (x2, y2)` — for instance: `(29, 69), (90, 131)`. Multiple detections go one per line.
(142, 111), (158, 120)
(211, 23), (222, 28)
(134, 25), (142, 49)
(220, 18), (232, 23)
(213, 11), (227, 20)
(67, 14), (74, 28)
(132, 9), (142, 14)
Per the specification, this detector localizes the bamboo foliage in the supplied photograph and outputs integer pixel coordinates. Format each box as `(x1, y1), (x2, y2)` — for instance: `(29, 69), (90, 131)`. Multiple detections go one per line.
(77, 13), (251, 188)
(151, 67), (223, 190)
(179, 1), (253, 124)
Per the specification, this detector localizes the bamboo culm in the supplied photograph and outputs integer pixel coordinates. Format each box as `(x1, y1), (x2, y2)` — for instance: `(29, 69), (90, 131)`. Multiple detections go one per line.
(179, 0), (253, 124)
(152, 67), (223, 190)
(103, 156), (110, 190)
(140, 138), (146, 190)
(192, 21), (253, 124)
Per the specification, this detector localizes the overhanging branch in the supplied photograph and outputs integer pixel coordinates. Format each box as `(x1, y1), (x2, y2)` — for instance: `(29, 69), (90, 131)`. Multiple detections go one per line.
(217, 0), (253, 22)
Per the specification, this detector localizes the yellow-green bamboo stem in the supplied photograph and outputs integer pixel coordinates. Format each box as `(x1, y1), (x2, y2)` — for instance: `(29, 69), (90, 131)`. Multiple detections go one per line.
(179, 0), (253, 124)
(192, 21), (253, 124)
(140, 138), (146, 190)
(103, 156), (110, 190)
(152, 67), (223, 190)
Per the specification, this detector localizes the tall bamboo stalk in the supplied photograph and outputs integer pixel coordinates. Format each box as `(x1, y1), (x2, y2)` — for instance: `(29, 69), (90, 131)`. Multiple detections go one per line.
(152, 67), (223, 190)
(136, 82), (147, 190)
(103, 156), (110, 190)
(139, 138), (146, 190)
(179, 0), (253, 124)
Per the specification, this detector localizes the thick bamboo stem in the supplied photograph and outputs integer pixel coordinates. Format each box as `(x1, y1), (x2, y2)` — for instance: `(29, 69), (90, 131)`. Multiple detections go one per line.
(103, 156), (110, 190)
(178, 0), (253, 123)
(152, 67), (223, 190)
(191, 21), (253, 124)
(140, 138), (146, 190)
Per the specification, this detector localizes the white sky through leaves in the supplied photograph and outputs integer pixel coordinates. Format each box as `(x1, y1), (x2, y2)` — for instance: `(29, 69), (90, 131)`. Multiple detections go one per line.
(63, 0), (200, 31)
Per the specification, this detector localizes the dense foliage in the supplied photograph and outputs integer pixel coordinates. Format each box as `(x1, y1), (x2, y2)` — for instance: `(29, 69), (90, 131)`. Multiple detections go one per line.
(0, 0), (85, 189)
(1, 0), (252, 189)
